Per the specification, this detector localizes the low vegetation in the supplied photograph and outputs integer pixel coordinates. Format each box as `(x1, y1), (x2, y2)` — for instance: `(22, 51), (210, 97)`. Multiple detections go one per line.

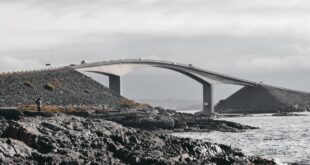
(119, 99), (150, 109)
(50, 79), (62, 88)
(44, 83), (55, 91)
(23, 81), (33, 88)
(17, 104), (113, 113)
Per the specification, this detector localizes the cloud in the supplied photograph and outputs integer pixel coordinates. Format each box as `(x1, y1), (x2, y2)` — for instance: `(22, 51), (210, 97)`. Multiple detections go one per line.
(1, 0), (310, 48)
(0, 56), (42, 72)
(0, 0), (310, 75)
(235, 54), (310, 73)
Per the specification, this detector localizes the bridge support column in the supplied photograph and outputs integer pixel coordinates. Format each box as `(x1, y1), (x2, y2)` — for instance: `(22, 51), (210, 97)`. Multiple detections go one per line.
(203, 83), (214, 116)
(109, 75), (121, 95)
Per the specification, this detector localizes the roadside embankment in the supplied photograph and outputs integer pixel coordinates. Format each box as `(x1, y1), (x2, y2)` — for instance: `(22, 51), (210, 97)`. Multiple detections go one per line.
(216, 85), (310, 113)
(0, 68), (124, 109)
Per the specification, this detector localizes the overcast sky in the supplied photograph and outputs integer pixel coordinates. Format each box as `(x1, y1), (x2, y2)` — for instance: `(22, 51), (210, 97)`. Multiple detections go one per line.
(1, 0), (310, 103)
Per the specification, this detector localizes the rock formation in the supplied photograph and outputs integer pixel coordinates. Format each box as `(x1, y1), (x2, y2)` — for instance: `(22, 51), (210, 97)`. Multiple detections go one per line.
(0, 109), (275, 165)
(216, 85), (310, 113)
(92, 107), (256, 132)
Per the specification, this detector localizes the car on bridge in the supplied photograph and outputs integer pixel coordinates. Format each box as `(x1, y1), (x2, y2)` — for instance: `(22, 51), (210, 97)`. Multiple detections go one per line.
(81, 60), (88, 64)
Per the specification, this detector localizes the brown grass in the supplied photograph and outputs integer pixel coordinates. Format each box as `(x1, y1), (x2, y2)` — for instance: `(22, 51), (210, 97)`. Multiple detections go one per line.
(44, 83), (55, 91)
(50, 79), (62, 88)
(17, 104), (113, 113)
(119, 99), (150, 109)
(23, 81), (33, 88)
(18, 104), (78, 113)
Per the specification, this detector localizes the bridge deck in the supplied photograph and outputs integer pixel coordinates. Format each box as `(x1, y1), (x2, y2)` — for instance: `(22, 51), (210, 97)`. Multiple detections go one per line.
(72, 59), (259, 86)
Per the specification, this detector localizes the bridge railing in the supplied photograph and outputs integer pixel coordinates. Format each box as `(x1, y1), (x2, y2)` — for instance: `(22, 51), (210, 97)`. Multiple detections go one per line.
(2, 58), (309, 94)
(0, 66), (67, 77)
(73, 58), (259, 85)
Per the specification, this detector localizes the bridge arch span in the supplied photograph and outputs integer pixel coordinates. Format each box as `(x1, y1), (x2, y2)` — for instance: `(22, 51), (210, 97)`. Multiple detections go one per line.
(88, 65), (214, 115)
(72, 59), (258, 116)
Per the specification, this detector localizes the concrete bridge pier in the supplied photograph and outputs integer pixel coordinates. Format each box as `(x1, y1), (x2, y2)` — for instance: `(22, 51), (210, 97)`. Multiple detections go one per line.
(109, 75), (121, 95)
(203, 83), (214, 116)
(108, 74), (214, 116)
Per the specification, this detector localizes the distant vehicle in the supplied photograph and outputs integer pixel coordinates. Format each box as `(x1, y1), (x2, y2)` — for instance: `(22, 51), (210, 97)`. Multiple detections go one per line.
(45, 63), (51, 67)
(81, 60), (87, 64)
(69, 64), (76, 67)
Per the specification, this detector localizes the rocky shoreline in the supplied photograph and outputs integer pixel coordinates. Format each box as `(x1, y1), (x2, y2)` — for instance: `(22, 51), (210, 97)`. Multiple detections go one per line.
(88, 107), (257, 132)
(0, 108), (276, 164)
(0, 68), (277, 164)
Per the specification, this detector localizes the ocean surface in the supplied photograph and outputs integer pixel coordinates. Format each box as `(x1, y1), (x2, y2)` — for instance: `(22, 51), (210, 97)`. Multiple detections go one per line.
(172, 111), (310, 165)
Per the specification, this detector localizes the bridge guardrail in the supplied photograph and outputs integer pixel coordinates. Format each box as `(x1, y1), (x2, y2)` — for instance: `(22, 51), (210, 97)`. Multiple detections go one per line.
(73, 58), (259, 86)
(0, 66), (68, 77)
(1, 58), (309, 94)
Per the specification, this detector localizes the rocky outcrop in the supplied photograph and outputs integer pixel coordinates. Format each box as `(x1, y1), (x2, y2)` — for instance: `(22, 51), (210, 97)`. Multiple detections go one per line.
(92, 107), (256, 132)
(0, 68), (124, 109)
(216, 85), (310, 113)
(0, 110), (275, 165)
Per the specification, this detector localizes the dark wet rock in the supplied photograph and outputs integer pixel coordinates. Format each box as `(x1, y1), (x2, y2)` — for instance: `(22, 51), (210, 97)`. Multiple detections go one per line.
(0, 109), (23, 120)
(272, 112), (308, 116)
(23, 111), (55, 117)
(0, 112), (275, 165)
(92, 108), (257, 132)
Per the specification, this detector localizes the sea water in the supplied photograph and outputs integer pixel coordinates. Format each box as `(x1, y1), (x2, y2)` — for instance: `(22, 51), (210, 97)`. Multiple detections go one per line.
(172, 112), (310, 165)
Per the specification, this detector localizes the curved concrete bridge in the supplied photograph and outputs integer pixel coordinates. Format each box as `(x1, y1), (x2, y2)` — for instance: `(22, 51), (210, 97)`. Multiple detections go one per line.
(72, 59), (260, 116)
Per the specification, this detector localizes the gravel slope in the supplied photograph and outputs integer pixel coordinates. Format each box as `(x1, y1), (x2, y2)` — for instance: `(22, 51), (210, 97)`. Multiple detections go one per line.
(0, 68), (123, 109)
(216, 85), (310, 113)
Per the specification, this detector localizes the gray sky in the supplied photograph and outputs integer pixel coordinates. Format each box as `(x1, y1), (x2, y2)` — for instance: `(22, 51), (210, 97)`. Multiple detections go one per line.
(1, 0), (310, 103)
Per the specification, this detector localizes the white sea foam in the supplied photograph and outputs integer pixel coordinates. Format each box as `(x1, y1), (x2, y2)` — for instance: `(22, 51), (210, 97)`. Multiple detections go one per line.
(172, 112), (310, 164)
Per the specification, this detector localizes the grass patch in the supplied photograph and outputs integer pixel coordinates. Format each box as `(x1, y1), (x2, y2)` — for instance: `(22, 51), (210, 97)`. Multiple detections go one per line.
(44, 83), (55, 91)
(50, 79), (62, 88)
(17, 104), (111, 113)
(18, 104), (78, 113)
(44, 79), (63, 91)
(24, 81), (33, 88)
(119, 99), (150, 109)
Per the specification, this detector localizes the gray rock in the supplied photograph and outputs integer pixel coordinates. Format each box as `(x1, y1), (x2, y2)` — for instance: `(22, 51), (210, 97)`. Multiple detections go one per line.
(0, 113), (274, 165)
(0, 109), (23, 120)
